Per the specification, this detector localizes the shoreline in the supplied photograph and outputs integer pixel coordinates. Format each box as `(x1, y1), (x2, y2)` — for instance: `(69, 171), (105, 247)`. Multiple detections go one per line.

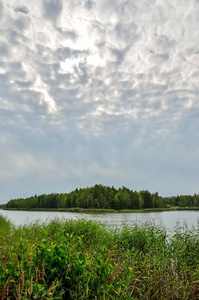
(3, 206), (199, 213)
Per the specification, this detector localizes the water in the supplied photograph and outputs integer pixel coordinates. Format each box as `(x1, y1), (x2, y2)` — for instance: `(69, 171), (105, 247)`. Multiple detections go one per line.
(1, 209), (199, 233)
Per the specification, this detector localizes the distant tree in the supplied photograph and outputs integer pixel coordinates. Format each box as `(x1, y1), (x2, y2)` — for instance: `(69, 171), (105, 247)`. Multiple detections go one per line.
(6, 184), (198, 211)
(106, 188), (115, 209)
(139, 190), (152, 208)
(98, 193), (106, 209)
(86, 194), (94, 208)
(70, 192), (77, 207)
(113, 192), (121, 210)
(57, 194), (67, 208)
(193, 194), (199, 207)
(120, 190), (131, 209)
(138, 194), (144, 209)
(152, 192), (164, 208)
(130, 190), (140, 209)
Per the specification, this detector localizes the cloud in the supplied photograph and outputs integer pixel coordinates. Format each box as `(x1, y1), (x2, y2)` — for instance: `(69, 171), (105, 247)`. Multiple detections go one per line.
(0, 1), (3, 18)
(0, 42), (10, 57)
(85, 1), (95, 10)
(0, 0), (199, 202)
(14, 5), (29, 14)
(43, 0), (63, 21)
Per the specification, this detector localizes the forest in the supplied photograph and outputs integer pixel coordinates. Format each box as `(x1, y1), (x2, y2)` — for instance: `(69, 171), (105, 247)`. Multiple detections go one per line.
(5, 184), (199, 210)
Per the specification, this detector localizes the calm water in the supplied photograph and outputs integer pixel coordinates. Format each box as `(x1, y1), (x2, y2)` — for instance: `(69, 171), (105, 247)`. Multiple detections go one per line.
(1, 209), (199, 233)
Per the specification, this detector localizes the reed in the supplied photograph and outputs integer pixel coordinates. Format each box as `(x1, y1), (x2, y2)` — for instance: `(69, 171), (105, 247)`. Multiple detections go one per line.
(0, 214), (199, 299)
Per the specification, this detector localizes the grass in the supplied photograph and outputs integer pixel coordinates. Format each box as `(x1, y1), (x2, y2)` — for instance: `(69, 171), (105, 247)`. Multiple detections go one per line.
(1, 214), (199, 299)
(8, 206), (198, 213)
(117, 207), (174, 213)
(5, 206), (199, 214)
(4, 207), (118, 213)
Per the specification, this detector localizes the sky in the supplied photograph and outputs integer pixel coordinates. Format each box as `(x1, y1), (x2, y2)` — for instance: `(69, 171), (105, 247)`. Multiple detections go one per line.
(1, 0), (199, 203)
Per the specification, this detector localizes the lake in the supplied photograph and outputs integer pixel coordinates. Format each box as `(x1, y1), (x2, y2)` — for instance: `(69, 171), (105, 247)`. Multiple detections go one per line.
(1, 209), (199, 234)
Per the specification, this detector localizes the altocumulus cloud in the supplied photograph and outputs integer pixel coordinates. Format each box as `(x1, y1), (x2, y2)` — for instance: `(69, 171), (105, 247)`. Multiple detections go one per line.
(13, 5), (29, 15)
(0, 0), (199, 202)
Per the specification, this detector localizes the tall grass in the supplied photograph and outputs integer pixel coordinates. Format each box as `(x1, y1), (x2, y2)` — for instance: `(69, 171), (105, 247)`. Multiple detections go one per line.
(0, 214), (199, 299)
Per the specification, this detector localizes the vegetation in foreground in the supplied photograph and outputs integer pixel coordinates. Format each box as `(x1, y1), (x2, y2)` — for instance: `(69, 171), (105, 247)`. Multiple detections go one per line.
(1, 215), (199, 299)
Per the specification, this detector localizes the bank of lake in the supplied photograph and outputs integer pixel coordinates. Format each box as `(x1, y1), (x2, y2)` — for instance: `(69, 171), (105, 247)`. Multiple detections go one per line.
(1, 207), (199, 233)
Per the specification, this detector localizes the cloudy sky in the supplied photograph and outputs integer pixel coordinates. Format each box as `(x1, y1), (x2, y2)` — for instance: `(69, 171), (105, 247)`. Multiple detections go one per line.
(0, 0), (199, 203)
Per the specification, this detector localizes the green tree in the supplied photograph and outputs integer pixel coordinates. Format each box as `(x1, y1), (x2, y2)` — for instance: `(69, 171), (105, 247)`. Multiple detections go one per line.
(139, 190), (152, 208)
(152, 192), (164, 208)
(130, 190), (140, 209)
(120, 190), (131, 209)
(138, 194), (144, 209)
(113, 192), (121, 210)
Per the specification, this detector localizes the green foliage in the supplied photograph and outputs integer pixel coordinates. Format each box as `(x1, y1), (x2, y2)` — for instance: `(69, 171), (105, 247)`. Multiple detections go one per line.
(1, 218), (199, 299)
(0, 214), (11, 236)
(5, 184), (199, 212)
(140, 190), (153, 208)
(114, 223), (167, 253)
(0, 204), (6, 209)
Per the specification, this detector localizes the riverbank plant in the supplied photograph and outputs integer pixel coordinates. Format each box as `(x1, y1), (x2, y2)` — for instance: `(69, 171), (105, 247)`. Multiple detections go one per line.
(0, 214), (199, 299)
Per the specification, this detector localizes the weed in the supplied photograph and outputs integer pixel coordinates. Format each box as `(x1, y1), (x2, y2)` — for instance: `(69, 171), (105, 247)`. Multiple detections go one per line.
(0, 215), (199, 299)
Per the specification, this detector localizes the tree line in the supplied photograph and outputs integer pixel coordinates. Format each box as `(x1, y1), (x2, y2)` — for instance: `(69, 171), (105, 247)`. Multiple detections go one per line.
(5, 184), (199, 210)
